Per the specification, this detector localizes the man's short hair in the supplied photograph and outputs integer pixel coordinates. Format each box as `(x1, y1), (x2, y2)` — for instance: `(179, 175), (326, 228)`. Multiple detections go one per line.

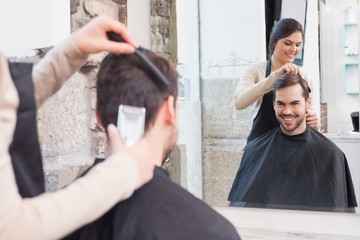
(96, 49), (179, 131)
(272, 73), (310, 101)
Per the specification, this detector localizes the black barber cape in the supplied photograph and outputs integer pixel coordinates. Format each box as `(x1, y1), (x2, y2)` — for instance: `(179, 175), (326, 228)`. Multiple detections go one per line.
(8, 62), (45, 198)
(65, 163), (241, 240)
(228, 127), (358, 212)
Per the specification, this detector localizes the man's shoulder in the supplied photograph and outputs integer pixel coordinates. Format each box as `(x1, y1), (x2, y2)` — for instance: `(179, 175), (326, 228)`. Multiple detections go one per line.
(306, 128), (345, 155)
(132, 167), (215, 209)
(247, 127), (278, 148)
(114, 167), (240, 239)
(308, 128), (340, 147)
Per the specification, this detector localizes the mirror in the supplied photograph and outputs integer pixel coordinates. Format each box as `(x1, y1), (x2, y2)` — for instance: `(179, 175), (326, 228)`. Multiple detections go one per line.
(199, 0), (360, 213)
(2, 0), (358, 223)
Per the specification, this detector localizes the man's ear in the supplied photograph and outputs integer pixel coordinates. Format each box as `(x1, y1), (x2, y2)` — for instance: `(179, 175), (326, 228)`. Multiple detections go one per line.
(164, 95), (176, 126)
(95, 108), (106, 132)
(306, 96), (312, 109)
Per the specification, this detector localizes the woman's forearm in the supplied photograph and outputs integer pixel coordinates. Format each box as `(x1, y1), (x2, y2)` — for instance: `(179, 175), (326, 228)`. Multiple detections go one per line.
(32, 37), (88, 108)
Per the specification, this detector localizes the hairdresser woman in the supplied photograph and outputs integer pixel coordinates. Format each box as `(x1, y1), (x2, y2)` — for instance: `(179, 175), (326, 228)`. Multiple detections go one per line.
(0, 15), (157, 240)
(234, 18), (319, 143)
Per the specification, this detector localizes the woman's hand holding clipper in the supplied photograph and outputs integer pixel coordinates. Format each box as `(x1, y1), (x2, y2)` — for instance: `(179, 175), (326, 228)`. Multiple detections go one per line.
(107, 124), (155, 188)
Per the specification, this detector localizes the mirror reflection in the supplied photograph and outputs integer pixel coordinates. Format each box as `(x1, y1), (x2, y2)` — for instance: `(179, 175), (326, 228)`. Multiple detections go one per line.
(2, 0), (359, 222)
(200, 0), (360, 213)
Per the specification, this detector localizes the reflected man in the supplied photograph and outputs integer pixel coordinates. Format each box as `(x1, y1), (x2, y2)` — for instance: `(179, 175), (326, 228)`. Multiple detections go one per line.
(228, 73), (357, 212)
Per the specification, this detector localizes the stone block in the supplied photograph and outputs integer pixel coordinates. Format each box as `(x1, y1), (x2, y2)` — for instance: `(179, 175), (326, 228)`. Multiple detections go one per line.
(203, 138), (246, 153)
(233, 106), (253, 139)
(158, 18), (170, 37)
(37, 73), (91, 157)
(202, 138), (244, 179)
(90, 92), (97, 110)
(44, 163), (92, 192)
(81, 69), (98, 89)
(44, 169), (59, 192)
(201, 78), (236, 123)
(91, 131), (108, 158)
(71, 0), (80, 14)
(89, 115), (98, 131)
(203, 150), (242, 179)
(202, 138), (245, 206)
(203, 121), (246, 139)
(118, 5), (127, 24)
(84, 0), (118, 19)
(203, 177), (234, 207)
(82, 52), (107, 69)
(112, 0), (127, 5)
(58, 168), (77, 189)
(155, 0), (170, 17)
(150, 0), (157, 16)
(72, 17), (91, 32)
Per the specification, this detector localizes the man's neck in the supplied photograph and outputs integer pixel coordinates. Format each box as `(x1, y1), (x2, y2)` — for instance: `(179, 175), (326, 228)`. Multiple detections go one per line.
(280, 124), (308, 136)
(144, 127), (167, 167)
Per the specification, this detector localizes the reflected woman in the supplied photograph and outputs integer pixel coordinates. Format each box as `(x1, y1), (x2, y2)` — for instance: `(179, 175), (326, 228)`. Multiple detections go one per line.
(233, 18), (319, 143)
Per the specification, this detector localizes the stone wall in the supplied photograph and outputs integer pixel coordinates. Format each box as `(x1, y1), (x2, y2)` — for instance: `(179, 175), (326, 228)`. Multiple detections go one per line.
(320, 103), (328, 133)
(40, 0), (127, 191)
(201, 77), (252, 206)
(40, 0), (180, 192)
(150, 0), (178, 64)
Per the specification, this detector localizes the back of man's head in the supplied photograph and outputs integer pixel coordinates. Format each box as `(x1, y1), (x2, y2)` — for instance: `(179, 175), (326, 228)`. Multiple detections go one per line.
(272, 73), (310, 101)
(96, 49), (179, 131)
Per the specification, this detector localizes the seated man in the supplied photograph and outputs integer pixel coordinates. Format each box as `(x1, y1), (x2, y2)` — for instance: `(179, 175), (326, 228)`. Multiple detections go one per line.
(228, 73), (357, 212)
(65, 49), (241, 239)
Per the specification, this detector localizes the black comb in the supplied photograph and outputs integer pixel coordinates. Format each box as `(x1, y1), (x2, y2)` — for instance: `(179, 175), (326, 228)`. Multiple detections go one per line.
(107, 31), (169, 91)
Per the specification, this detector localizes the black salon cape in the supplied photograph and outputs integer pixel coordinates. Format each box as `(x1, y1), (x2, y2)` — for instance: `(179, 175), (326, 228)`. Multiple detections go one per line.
(228, 127), (358, 212)
(9, 62), (45, 198)
(64, 162), (241, 240)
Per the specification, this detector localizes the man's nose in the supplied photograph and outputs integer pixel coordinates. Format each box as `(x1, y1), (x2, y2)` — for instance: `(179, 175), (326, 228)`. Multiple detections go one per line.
(283, 106), (292, 115)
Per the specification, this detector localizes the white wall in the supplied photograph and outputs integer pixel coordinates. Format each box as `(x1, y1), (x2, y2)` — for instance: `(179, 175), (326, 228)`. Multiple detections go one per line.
(0, 0), (70, 57)
(200, 0), (266, 80)
(127, 0), (151, 48)
(332, 138), (360, 208)
(175, 0), (202, 198)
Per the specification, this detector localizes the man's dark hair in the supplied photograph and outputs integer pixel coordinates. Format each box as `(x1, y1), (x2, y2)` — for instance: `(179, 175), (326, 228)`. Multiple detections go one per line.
(96, 49), (179, 131)
(272, 73), (310, 101)
(268, 18), (305, 58)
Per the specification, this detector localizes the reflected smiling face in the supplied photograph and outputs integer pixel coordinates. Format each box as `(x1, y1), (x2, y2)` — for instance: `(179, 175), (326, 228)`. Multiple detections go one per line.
(274, 84), (310, 135)
(273, 31), (303, 64)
